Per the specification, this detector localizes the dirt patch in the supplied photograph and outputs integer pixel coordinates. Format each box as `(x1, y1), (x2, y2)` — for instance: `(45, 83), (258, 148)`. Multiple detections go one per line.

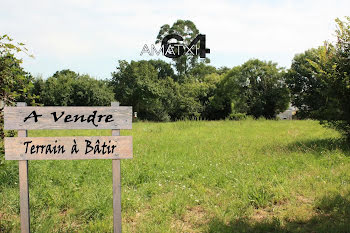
(172, 206), (211, 232)
(124, 207), (151, 232)
(183, 206), (208, 224)
(251, 198), (289, 222)
(125, 211), (142, 227)
(59, 208), (69, 216)
(251, 209), (270, 222)
(296, 195), (313, 204)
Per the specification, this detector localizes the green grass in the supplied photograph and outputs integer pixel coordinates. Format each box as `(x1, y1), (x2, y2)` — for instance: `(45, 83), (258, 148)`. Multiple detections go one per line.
(1, 119), (350, 232)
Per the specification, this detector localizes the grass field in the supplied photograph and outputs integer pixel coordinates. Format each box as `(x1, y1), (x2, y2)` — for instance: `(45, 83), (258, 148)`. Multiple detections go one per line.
(1, 119), (350, 232)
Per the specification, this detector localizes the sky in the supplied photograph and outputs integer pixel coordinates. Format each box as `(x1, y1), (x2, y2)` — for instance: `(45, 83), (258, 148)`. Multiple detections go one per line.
(1, 0), (349, 79)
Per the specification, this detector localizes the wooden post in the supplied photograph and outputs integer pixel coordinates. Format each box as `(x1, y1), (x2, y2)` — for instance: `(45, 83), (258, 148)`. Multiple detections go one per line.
(111, 102), (122, 233)
(17, 102), (30, 233)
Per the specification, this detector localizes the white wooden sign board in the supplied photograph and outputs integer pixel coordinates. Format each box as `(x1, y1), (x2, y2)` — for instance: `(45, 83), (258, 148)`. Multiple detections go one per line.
(4, 102), (132, 233)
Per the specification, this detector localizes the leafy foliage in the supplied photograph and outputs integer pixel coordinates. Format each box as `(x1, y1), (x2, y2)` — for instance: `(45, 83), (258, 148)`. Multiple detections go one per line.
(0, 35), (35, 165)
(0, 35), (36, 106)
(238, 59), (290, 119)
(40, 69), (115, 106)
(287, 17), (350, 139)
(111, 60), (225, 121)
(285, 47), (329, 119)
(156, 20), (207, 80)
(208, 60), (290, 119)
(111, 60), (171, 121)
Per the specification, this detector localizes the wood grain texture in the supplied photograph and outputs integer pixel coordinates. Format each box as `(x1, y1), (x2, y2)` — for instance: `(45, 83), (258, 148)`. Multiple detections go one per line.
(19, 160), (30, 233)
(4, 106), (132, 130)
(17, 102), (30, 233)
(112, 159), (122, 233)
(5, 136), (133, 160)
(111, 102), (122, 233)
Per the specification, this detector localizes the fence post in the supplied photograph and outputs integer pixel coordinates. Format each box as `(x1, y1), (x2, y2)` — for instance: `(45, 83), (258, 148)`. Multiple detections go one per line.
(17, 102), (30, 233)
(111, 102), (122, 233)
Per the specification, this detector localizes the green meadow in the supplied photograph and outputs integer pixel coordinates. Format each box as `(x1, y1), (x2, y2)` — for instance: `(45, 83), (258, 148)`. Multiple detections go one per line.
(1, 120), (350, 232)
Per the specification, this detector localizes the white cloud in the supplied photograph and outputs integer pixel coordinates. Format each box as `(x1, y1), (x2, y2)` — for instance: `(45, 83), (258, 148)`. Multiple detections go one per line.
(0, 0), (349, 78)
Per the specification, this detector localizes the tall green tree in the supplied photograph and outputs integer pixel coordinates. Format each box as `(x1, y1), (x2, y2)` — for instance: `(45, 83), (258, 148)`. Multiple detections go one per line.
(41, 69), (77, 106)
(111, 60), (171, 121)
(189, 63), (217, 80)
(287, 17), (350, 139)
(0, 35), (35, 106)
(148, 59), (175, 79)
(0, 35), (35, 164)
(30, 76), (45, 104)
(286, 47), (329, 119)
(110, 60), (214, 121)
(239, 59), (290, 118)
(209, 60), (290, 119)
(205, 67), (241, 120)
(41, 69), (114, 106)
(156, 20), (205, 80)
(329, 17), (350, 138)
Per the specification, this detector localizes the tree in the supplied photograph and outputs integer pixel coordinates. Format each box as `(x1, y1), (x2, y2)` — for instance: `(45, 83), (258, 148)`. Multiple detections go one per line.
(209, 60), (290, 119)
(156, 20), (204, 80)
(287, 17), (350, 139)
(239, 59), (290, 118)
(328, 17), (350, 138)
(172, 80), (206, 120)
(148, 59), (175, 80)
(0, 35), (35, 164)
(189, 63), (217, 80)
(30, 76), (45, 104)
(72, 75), (115, 106)
(196, 72), (225, 119)
(216, 66), (230, 75)
(286, 47), (329, 119)
(0, 35), (35, 106)
(111, 60), (171, 121)
(110, 60), (214, 121)
(41, 70), (77, 106)
(41, 70), (114, 106)
(205, 67), (242, 120)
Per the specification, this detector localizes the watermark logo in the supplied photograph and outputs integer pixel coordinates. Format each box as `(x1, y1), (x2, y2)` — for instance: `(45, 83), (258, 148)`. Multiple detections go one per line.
(140, 34), (210, 58)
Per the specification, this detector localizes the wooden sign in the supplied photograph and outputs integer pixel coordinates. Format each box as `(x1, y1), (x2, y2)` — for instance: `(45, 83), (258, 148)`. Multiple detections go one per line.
(4, 106), (132, 130)
(4, 102), (131, 233)
(5, 136), (132, 160)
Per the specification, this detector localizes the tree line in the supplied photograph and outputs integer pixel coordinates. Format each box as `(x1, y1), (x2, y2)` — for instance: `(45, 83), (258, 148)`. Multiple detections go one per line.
(1, 17), (350, 139)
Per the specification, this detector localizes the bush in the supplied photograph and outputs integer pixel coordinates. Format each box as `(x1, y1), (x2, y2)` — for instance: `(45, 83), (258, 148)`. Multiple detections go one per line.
(228, 112), (247, 121)
(41, 70), (115, 106)
(287, 17), (350, 140)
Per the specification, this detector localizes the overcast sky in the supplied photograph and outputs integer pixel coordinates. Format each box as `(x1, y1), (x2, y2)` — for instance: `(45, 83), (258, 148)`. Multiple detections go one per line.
(1, 0), (349, 79)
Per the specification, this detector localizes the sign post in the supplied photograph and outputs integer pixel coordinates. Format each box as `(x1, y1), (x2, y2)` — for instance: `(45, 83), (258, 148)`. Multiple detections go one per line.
(112, 101), (122, 233)
(17, 102), (30, 233)
(4, 102), (132, 233)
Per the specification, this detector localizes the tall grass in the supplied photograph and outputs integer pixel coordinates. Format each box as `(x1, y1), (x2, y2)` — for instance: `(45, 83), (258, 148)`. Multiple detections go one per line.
(1, 120), (350, 232)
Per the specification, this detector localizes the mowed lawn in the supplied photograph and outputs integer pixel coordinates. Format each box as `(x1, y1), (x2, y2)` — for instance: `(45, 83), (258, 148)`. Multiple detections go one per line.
(1, 120), (350, 232)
